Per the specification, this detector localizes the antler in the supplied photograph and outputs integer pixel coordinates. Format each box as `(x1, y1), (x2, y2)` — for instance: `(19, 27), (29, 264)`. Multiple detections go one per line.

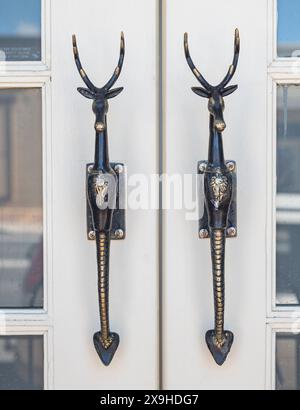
(184, 32), (211, 90)
(103, 32), (125, 91)
(72, 35), (97, 92)
(217, 28), (240, 89)
(72, 32), (125, 93)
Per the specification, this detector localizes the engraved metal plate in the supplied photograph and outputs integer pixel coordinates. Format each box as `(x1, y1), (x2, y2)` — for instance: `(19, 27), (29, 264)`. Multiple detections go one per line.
(86, 162), (126, 241)
(197, 160), (237, 239)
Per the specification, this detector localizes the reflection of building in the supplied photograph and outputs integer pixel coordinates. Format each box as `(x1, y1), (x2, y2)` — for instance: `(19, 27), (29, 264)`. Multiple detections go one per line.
(0, 89), (43, 308)
(277, 334), (300, 390)
(277, 85), (300, 306)
(0, 37), (41, 61)
(0, 336), (43, 390)
(278, 43), (300, 58)
(0, 89), (42, 206)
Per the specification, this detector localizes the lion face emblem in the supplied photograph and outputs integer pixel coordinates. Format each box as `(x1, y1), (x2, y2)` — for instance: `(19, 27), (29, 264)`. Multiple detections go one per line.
(210, 175), (229, 208)
(95, 178), (109, 209)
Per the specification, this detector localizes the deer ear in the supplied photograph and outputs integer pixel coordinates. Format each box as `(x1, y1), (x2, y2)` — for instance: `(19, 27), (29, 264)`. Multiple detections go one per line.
(191, 87), (211, 98)
(77, 88), (95, 99)
(221, 85), (238, 97)
(106, 87), (124, 99)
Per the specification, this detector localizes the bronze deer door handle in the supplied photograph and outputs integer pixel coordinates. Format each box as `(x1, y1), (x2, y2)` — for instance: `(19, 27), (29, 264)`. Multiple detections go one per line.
(184, 29), (240, 366)
(73, 33), (126, 366)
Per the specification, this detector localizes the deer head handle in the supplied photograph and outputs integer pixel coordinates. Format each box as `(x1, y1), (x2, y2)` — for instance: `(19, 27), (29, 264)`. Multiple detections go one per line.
(184, 29), (240, 133)
(73, 34), (125, 366)
(73, 32), (125, 150)
(185, 30), (240, 366)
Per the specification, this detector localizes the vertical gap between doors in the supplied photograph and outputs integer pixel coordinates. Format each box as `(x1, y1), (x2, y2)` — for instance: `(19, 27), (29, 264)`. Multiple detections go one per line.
(158, 0), (166, 391)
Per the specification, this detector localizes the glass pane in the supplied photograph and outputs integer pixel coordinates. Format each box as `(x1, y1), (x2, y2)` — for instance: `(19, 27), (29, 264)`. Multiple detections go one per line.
(0, 89), (43, 308)
(277, 85), (300, 194)
(276, 333), (300, 390)
(0, 0), (41, 62)
(277, 224), (300, 305)
(277, 85), (300, 306)
(278, 0), (300, 57)
(0, 335), (43, 390)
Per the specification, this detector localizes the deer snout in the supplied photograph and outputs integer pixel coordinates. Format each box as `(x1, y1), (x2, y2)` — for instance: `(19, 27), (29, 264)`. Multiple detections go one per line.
(215, 120), (226, 132)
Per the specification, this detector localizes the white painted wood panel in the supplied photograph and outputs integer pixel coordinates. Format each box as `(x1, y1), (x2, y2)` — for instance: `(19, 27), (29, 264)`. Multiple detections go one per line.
(164, 0), (268, 389)
(51, 0), (159, 389)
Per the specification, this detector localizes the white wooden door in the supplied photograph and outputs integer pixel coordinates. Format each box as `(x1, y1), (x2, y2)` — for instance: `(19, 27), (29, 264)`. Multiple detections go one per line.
(163, 0), (300, 390)
(163, 0), (268, 389)
(0, 0), (159, 390)
(51, 0), (159, 389)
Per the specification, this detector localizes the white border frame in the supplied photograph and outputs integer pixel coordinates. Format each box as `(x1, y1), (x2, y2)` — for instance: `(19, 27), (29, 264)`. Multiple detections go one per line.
(0, 79), (53, 323)
(0, 0), (51, 73)
(0, 80), (53, 389)
(267, 75), (300, 319)
(0, 0), (52, 387)
(267, 0), (300, 391)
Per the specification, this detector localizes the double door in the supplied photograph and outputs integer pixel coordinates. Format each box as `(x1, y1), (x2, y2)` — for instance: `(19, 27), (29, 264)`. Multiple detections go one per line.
(0, 0), (299, 390)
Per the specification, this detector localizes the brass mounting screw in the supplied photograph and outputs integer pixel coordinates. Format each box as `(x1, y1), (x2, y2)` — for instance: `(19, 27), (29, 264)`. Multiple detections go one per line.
(115, 229), (124, 239)
(227, 227), (237, 237)
(226, 162), (236, 172)
(199, 162), (207, 174)
(199, 229), (209, 239)
(88, 231), (96, 240)
(114, 164), (124, 175)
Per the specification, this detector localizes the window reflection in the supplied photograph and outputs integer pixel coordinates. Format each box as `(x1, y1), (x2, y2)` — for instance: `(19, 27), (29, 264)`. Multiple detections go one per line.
(0, 89), (43, 308)
(277, 224), (300, 305)
(277, 85), (300, 306)
(277, 85), (300, 194)
(0, 0), (41, 61)
(0, 336), (43, 390)
(278, 0), (300, 58)
(276, 333), (300, 390)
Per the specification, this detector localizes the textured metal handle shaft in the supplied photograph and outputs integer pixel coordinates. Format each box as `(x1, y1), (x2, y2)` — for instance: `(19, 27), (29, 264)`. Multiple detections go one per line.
(96, 232), (112, 348)
(206, 228), (234, 366)
(211, 229), (225, 345)
(93, 231), (119, 366)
